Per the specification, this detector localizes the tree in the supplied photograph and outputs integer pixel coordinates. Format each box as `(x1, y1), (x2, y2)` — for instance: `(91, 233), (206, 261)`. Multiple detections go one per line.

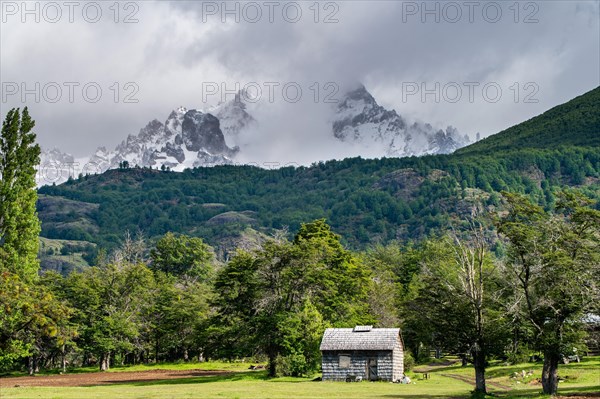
(0, 272), (71, 373)
(276, 299), (326, 376)
(443, 223), (499, 394)
(0, 109), (68, 372)
(293, 219), (372, 325)
(497, 190), (600, 395)
(112, 231), (147, 265)
(150, 233), (213, 280)
(56, 262), (155, 371)
(362, 242), (423, 328)
(149, 272), (211, 362)
(212, 220), (372, 377)
(405, 221), (508, 394)
(0, 108), (41, 281)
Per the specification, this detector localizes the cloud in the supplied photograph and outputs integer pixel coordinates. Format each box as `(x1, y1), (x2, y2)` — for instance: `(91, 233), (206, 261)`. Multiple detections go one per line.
(1, 0), (598, 158)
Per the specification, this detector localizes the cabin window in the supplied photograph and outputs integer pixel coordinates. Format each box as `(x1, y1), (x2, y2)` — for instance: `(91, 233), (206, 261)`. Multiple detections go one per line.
(339, 354), (351, 369)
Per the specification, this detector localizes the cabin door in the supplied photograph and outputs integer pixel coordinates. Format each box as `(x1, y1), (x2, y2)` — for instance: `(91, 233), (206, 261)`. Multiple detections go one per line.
(367, 358), (378, 381)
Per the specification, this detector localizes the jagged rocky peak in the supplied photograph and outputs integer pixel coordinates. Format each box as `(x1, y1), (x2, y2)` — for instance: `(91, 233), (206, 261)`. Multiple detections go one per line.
(431, 126), (471, 154)
(115, 119), (164, 155)
(40, 147), (75, 165)
(36, 82), (471, 187)
(332, 84), (468, 157)
(181, 109), (237, 156)
(164, 106), (188, 137)
(333, 84), (406, 142)
(140, 119), (164, 140)
(210, 90), (256, 145)
(341, 83), (376, 104)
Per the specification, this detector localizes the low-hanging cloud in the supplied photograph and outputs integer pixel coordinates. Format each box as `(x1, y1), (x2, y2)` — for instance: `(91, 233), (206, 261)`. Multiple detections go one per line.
(1, 0), (598, 160)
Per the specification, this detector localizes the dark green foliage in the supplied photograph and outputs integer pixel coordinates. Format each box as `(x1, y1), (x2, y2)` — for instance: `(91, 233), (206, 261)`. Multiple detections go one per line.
(457, 86), (600, 155)
(150, 232), (212, 279)
(36, 146), (600, 254)
(57, 262), (155, 370)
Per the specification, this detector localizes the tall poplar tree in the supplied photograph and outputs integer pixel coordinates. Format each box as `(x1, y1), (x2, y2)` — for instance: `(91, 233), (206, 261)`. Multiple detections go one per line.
(0, 107), (41, 281)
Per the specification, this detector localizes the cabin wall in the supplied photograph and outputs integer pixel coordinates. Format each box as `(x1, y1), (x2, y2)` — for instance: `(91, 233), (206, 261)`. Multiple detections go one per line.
(392, 339), (404, 381)
(322, 350), (400, 382)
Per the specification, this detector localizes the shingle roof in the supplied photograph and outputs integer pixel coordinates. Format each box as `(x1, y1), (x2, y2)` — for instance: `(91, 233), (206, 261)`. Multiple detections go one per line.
(319, 327), (401, 351)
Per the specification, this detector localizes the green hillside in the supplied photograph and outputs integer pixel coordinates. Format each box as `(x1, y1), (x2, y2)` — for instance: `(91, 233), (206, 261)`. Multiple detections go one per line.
(457, 86), (600, 154)
(38, 237), (97, 274)
(36, 87), (600, 263)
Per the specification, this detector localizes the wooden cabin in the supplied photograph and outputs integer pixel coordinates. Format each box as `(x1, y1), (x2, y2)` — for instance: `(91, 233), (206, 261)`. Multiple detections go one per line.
(320, 326), (404, 382)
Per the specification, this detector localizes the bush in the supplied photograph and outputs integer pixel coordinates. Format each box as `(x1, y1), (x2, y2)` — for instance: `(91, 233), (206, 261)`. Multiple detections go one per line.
(507, 344), (533, 365)
(470, 389), (487, 399)
(275, 353), (310, 377)
(403, 350), (415, 371)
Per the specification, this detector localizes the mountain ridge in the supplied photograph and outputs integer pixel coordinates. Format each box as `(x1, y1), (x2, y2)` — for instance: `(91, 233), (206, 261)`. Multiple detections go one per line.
(36, 86), (600, 271)
(457, 86), (600, 155)
(38, 85), (469, 186)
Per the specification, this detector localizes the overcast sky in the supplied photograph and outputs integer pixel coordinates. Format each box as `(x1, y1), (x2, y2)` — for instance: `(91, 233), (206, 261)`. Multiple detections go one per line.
(1, 0), (599, 161)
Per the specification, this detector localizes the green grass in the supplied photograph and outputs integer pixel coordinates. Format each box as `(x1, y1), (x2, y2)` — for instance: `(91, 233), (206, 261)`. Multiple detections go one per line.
(1, 358), (599, 399)
(2, 361), (255, 377)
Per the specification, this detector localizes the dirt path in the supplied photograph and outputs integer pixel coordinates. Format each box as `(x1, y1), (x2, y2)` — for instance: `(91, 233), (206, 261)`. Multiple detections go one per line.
(413, 360), (460, 373)
(0, 369), (232, 387)
(441, 373), (512, 391)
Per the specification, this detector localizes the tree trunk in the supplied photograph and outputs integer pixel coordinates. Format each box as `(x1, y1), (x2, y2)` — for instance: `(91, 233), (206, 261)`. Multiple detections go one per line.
(34, 356), (40, 373)
(268, 348), (277, 377)
(472, 342), (487, 394)
(155, 339), (159, 363)
(100, 352), (110, 371)
(542, 351), (560, 395)
(62, 345), (67, 373)
(28, 356), (34, 376)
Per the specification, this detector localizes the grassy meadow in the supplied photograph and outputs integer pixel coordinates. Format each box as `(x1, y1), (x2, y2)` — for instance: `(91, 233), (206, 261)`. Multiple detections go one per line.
(1, 357), (598, 399)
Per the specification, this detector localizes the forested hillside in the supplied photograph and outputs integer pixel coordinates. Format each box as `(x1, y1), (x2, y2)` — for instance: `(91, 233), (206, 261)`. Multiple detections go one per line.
(37, 86), (600, 266)
(457, 86), (600, 154)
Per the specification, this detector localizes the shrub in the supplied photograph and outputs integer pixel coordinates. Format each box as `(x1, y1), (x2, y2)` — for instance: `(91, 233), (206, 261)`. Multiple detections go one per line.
(275, 353), (310, 377)
(403, 350), (415, 371)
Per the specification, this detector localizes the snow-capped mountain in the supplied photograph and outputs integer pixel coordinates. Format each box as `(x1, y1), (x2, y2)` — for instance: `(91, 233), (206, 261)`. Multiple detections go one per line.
(37, 107), (238, 186)
(109, 106), (237, 171)
(332, 84), (469, 156)
(37, 85), (470, 187)
(209, 91), (256, 148)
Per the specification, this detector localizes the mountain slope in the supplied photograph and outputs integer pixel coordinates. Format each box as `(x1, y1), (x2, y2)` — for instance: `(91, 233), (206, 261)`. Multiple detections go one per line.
(457, 86), (600, 155)
(36, 87), (600, 262)
(37, 146), (600, 258)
